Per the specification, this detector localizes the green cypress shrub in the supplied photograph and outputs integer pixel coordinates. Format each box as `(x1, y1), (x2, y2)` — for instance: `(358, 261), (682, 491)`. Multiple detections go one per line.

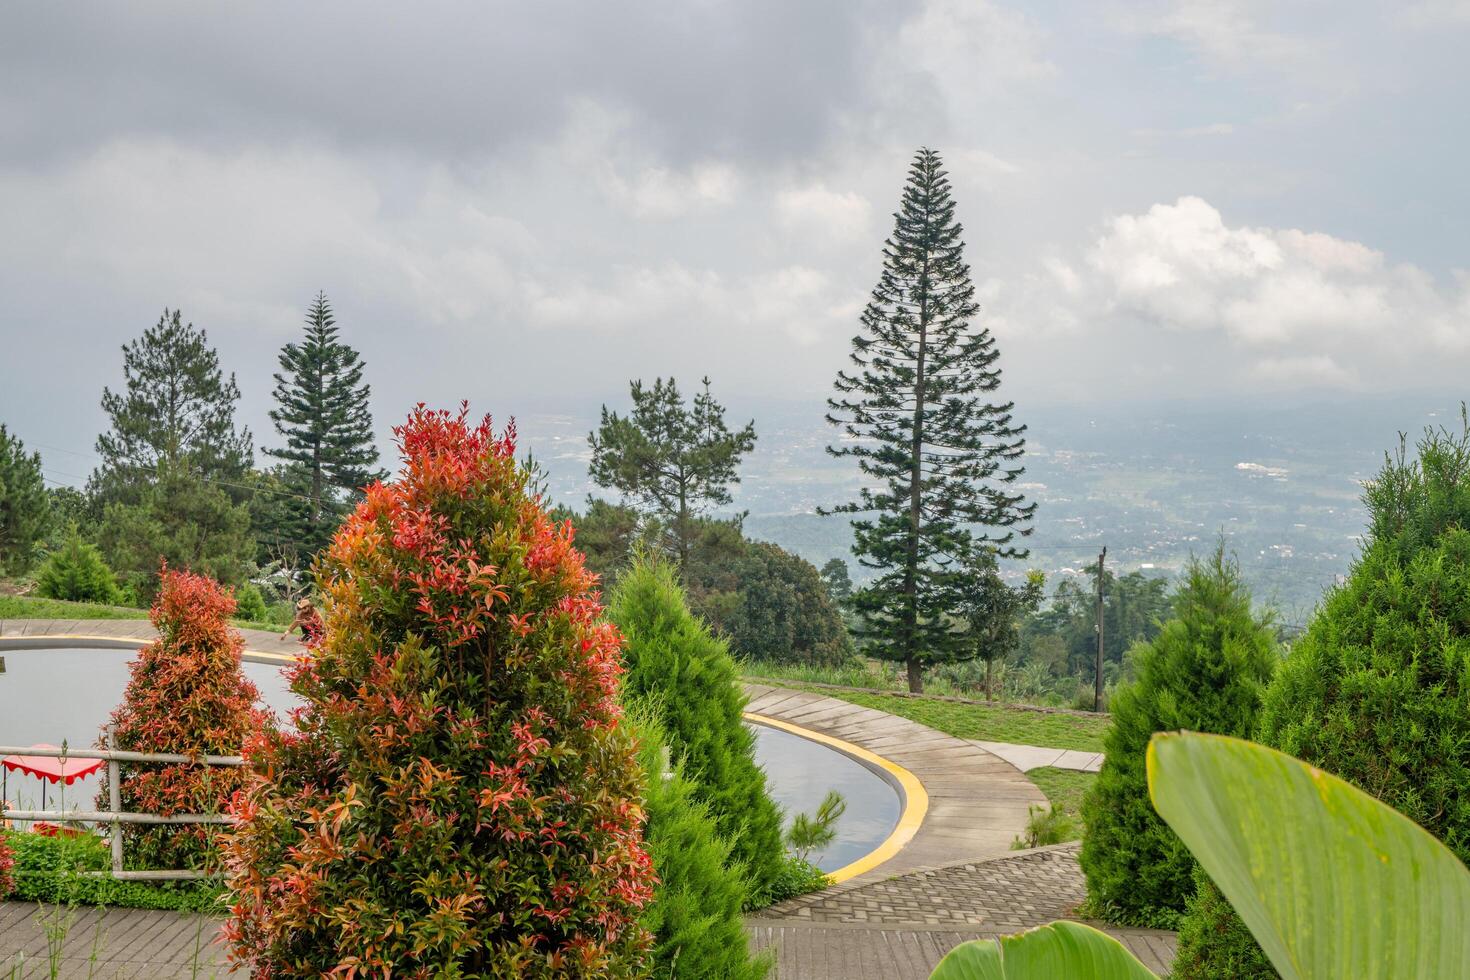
(1175, 418), (1470, 974)
(608, 555), (786, 903)
(629, 704), (771, 980)
(1171, 871), (1278, 979)
(233, 583), (268, 623)
(35, 525), (123, 604)
(1079, 547), (1277, 923)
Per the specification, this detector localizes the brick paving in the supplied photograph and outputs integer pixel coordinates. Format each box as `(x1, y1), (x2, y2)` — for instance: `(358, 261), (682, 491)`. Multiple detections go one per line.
(772, 843), (1086, 930)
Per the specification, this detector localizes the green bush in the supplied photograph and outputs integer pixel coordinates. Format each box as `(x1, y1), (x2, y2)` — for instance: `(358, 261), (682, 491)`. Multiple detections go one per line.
(763, 855), (830, 906)
(1079, 547), (1276, 922)
(630, 705), (770, 980)
(234, 582), (269, 622)
(1, 829), (223, 912)
(1171, 870), (1278, 979)
(34, 525), (123, 603)
(609, 555), (787, 903)
(1177, 419), (1470, 971)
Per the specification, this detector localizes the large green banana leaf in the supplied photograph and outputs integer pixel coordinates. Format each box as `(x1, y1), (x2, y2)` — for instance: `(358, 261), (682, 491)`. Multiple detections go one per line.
(1147, 731), (1470, 979)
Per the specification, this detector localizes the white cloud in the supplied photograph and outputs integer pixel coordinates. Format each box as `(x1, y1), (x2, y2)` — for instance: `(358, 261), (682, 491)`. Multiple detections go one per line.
(1252, 354), (1357, 387)
(896, 0), (1055, 87)
(1401, 1), (1470, 27)
(1114, 0), (1319, 77)
(775, 185), (872, 240)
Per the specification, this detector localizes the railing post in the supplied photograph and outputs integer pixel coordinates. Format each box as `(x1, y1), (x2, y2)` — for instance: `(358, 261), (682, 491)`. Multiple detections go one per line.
(108, 724), (123, 876)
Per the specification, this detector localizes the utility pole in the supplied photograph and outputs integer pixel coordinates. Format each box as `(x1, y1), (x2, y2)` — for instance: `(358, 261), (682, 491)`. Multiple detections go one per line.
(1094, 546), (1107, 712)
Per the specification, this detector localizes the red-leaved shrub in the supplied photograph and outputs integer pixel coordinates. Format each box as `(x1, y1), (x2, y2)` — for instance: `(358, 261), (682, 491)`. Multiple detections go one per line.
(98, 567), (269, 872)
(0, 822), (14, 899)
(223, 406), (655, 978)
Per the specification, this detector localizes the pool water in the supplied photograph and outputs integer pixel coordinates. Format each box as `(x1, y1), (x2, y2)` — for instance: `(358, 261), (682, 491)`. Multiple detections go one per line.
(0, 647), (296, 812)
(0, 647), (902, 874)
(750, 723), (901, 872)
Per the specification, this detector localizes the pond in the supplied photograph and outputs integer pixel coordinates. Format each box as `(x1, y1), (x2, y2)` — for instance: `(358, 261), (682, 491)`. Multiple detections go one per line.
(749, 721), (902, 873)
(0, 646), (903, 874)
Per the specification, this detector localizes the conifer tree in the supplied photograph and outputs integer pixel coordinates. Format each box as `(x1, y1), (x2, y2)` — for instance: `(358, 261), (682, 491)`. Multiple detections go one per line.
(0, 424), (50, 574)
(93, 309), (253, 504)
(1079, 547), (1276, 922)
(608, 555), (786, 903)
(589, 377), (755, 570)
(92, 310), (255, 596)
(265, 293), (383, 555)
(827, 147), (1034, 692)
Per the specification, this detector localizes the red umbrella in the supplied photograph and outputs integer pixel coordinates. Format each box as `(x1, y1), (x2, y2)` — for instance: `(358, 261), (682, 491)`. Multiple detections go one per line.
(2, 744), (105, 813)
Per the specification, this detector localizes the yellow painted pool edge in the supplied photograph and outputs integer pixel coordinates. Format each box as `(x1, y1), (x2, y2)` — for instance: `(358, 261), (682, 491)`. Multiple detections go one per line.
(0, 633), (300, 665)
(743, 709), (928, 884)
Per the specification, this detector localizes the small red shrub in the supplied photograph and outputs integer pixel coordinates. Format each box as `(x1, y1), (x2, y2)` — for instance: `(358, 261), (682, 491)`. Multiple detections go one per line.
(223, 405), (655, 978)
(0, 822), (14, 900)
(98, 567), (270, 872)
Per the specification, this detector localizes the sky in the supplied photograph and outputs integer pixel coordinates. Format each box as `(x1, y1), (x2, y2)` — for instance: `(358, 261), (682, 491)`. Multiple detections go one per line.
(4, 0), (1470, 478)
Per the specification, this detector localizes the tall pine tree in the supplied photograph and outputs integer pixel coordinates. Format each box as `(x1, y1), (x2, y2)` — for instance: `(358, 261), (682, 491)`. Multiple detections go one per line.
(827, 148), (1034, 692)
(265, 293), (383, 556)
(92, 310), (255, 597)
(93, 309), (253, 504)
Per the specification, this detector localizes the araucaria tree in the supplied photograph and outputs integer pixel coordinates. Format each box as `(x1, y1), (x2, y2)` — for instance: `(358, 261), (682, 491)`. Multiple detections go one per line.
(101, 567), (269, 872)
(827, 147), (1034, 692)
(265, 292), (384, 557)
(589, 377), (756, 570)
(1079, 547), (1276, 924)
(0, 424), (50, 575)
(224, 406), (655, 978)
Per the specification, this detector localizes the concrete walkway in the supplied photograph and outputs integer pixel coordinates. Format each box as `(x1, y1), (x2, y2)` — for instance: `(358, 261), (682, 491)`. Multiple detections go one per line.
(969, 740), (1104, 773)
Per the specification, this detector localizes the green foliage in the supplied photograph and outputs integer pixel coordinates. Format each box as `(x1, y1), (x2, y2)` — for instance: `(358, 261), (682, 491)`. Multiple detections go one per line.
(936, 731), (1470, 978)
(929, 921), (1157, 979)
(552, 496), (649, 587)
(608, 555), (787, 904)
(97, 460), (254, 599)
(589, 376), (756, 569)
(34, 525), (122, 603)
(955, 556), (1044, 699)
(819, 558), (853, 604)
(0, 830), (224, 912)
(264, 293), (384, 557)
(1010, 804), (1075, 851)
(763, 855), (831, 906)
(630, 705), (770, 980)
(1179, 418), (1470, 971)
(0, 424), (50, 574)
(826, 148), (1034, 693)
(1151, 732), (1470, 979)
(1171, 870), (1278, 979)
(1024, 768), (1092, 840)
(1079, 547), (1276, 922)
(235, 582), (269, 622)
(687, 536), (852, 667)
(785, 790), (847, 863)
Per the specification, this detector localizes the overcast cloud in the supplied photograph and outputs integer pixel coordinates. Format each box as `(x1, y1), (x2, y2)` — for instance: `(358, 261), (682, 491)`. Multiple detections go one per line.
(3, 0), (1469, 471)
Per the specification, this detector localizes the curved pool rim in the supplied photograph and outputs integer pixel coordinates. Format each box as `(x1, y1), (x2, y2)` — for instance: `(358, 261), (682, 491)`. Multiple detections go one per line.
(743, 710), (927, 884)
(1, 635), (930, 884)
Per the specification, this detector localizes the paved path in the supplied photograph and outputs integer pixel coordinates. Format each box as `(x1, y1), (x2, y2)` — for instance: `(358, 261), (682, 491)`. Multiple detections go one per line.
(969, 740), (1104, 773)
(744, 683), (1046, 886)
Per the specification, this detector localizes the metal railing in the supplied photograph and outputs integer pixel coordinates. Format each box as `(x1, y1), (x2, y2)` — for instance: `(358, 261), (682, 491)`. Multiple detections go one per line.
(0, 727), (242, 881)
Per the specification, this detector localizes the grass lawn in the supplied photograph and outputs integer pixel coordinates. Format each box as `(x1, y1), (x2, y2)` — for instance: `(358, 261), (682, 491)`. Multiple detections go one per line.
(0, 594), (285, 634)
(1028, 766), (1095, 837)
(764, 684), (1112, 752)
